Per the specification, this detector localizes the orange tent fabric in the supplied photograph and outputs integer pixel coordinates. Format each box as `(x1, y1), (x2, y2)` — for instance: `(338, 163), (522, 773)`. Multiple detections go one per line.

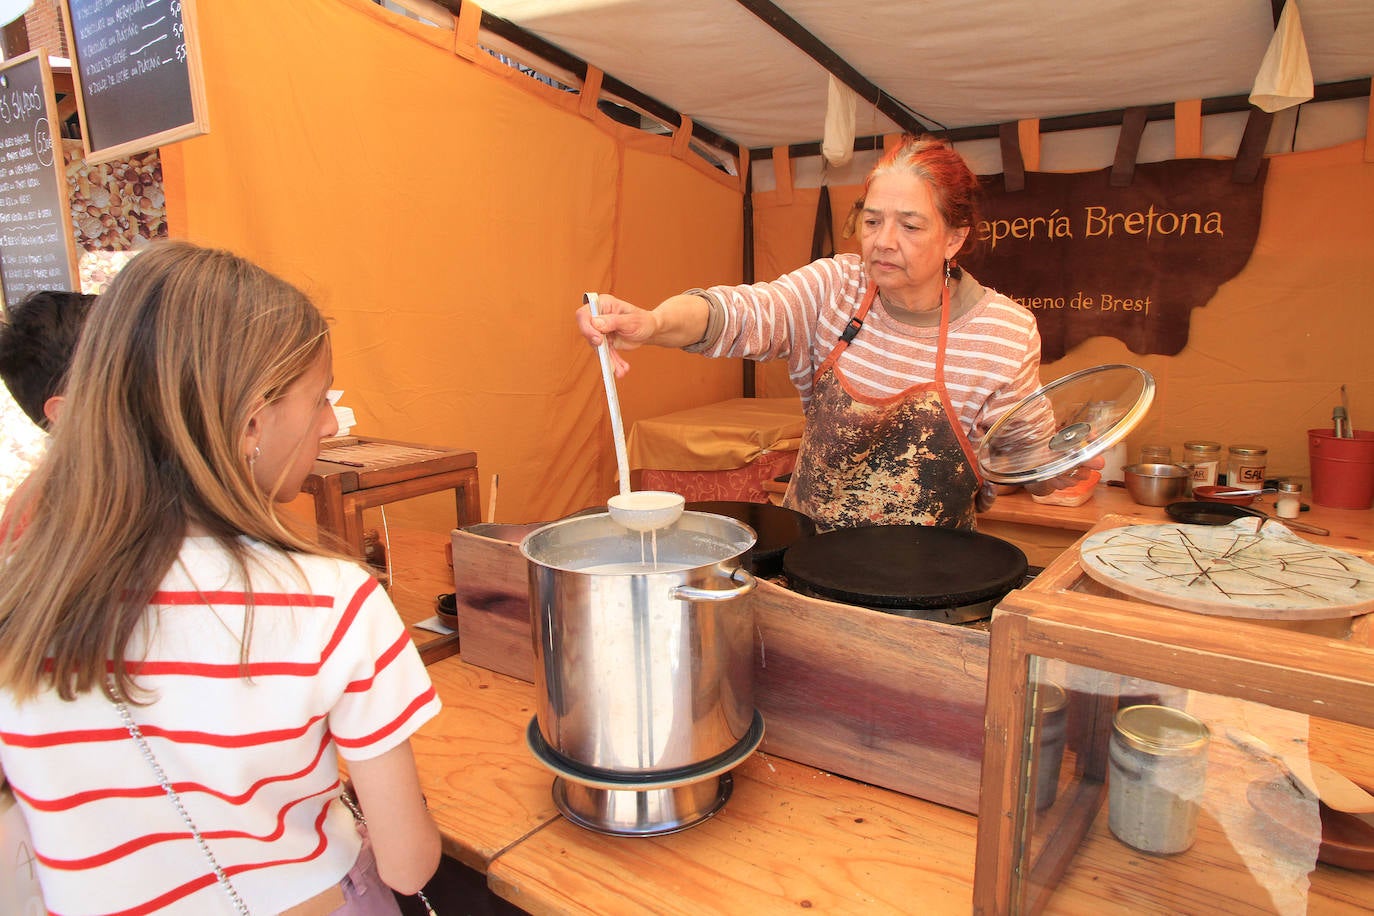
(161, 0), (1372, 527)
(162, 0), (744, 527)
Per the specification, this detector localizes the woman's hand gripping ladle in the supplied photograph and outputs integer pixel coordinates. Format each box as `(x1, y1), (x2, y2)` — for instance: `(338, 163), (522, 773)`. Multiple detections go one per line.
(585, 293), (685, 532)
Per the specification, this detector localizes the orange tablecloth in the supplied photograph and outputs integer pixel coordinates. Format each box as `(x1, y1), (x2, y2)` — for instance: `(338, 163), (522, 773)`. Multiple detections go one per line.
(627, 397), (804, 471)
(629, 397), (804, 503)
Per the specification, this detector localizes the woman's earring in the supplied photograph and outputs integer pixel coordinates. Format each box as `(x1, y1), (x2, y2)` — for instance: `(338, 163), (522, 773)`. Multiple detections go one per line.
(248, 446), (261, 467)
(944, 258), (952, 285)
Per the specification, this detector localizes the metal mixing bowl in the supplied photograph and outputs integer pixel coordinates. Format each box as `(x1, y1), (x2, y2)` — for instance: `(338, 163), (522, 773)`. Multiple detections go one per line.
(1123, 463), (1190, 506)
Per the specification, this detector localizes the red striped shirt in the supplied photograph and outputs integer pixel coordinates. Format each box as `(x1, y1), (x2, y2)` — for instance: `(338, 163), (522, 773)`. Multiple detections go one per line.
(0, 536), (441, 914)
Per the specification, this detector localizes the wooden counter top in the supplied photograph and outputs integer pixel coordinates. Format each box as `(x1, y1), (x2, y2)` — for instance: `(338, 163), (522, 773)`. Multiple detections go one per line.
(978, 486), (1374, 568)
(382, 526), (461, 665)
(409, 654), (560, 873)
(413, 651), (981, 915)
(979, 485), (1374, 546)
(404, 519), (1374, 913)
(486, 750), (978, 916)
(414, 649), (1374, 915)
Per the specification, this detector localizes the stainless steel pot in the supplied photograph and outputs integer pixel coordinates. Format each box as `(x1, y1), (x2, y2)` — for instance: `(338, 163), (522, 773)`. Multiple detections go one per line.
(521, 510), (758, 776)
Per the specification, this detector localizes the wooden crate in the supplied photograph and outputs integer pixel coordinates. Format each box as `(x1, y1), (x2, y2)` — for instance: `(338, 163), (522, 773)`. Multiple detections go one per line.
(1026, 513), (1374, 645)
(450, 527), (992, 813)
(975, 561), (1374, 914)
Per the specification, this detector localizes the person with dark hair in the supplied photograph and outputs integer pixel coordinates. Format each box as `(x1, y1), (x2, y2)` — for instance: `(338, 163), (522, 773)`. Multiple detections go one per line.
(577, 135), (1085, 531)
(0, 242), (441, 914)
(0, 289), (97, 430)
(0, 291), (98, 541)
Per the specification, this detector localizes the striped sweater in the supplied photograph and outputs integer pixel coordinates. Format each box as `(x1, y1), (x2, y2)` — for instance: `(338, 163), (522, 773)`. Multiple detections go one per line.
(0, 536), (441, 915)
(700, 254), (1042, 448)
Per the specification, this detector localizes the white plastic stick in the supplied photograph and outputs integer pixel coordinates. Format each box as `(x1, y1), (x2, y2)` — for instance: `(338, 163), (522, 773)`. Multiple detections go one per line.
(585, 293), (631, 496)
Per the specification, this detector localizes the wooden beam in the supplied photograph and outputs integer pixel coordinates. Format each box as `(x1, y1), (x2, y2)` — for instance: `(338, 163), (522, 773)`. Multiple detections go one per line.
(749, 77), (1373, 161)
(731, 0), (930, 137)
(430, 0), (740, 160)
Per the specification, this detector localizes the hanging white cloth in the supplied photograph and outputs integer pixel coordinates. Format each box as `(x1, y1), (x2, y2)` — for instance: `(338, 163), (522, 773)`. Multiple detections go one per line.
(822, 75), (858, 168)
(1249, 1), (1314, 113)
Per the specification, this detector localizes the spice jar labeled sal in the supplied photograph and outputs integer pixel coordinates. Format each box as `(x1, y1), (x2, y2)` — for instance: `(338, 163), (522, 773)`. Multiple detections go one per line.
(1108, 704), (1210, 855)
(1227, 444), (1268, 489)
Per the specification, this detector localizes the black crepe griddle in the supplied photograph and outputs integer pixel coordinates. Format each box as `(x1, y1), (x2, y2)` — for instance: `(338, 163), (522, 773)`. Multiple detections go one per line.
(782, 525), (1028, 615)
(686, 501), (816, 577)
(1165, 501), (1260, 525)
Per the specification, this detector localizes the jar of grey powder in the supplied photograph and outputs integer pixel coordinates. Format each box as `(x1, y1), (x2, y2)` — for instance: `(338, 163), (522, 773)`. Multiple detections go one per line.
(1108, 704), (1210, 855)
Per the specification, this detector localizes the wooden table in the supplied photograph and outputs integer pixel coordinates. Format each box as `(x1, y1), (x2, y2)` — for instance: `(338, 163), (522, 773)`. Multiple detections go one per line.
(384, 526), (463, 665)
(397, 502), (1374, 913)
(412, 652), (981, 915)
(413, 649), (1374, 915)
(302, 437), (480, 560)
(978, 485), (1374, 568)
(411, 654), (560, 873)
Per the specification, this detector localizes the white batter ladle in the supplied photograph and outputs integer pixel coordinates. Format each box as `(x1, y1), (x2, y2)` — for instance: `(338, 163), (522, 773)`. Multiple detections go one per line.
(585, 293), (685, 532)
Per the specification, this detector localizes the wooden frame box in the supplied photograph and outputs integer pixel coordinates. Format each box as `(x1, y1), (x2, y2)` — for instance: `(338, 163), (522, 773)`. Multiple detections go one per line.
(1024, 513), (1373, 646)
(974, 562), (1374, 913)
(450, 526), (992, 813)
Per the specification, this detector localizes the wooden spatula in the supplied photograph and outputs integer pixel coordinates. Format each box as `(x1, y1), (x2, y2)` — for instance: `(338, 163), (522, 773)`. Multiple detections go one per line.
(1306, 759), (1374, 814)
(1228, 728), (1374, 814)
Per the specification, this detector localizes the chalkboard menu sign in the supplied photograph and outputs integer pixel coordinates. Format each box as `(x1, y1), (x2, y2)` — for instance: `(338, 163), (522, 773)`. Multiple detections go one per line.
(0, 51), (79, 308)
(59, 0), (208, 164)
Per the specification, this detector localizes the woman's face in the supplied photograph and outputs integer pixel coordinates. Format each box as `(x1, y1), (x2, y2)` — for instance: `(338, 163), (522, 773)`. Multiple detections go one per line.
(247, 348), (337, 502)
(859, 171), (970, 310)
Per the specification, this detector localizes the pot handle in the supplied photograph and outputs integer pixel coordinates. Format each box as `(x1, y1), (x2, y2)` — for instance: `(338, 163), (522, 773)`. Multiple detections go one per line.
(669, 566), (757, 602)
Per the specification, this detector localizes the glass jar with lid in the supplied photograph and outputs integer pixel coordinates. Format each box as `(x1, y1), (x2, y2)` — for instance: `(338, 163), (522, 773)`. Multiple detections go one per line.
(1139, 444), (1173, 465)
(1182, 441), (1222, 488)
(1275, 479), (1303, 519)
(1227, 444), (1268, 489)
(1108, 704), (1211, 855)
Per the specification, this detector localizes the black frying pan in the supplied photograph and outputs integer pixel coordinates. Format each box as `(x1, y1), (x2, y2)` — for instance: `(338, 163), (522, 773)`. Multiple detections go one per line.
(1164, 501), (1257, 526)
(686, 500), (815, 577)
(1165, 500), (1330, 535)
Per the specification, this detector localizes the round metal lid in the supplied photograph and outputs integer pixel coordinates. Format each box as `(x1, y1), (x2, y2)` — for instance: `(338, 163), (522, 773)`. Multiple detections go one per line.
(782, 525), (1027, 609)
(1112, 705), (1210, 757)
(978, 364), (1155, 486)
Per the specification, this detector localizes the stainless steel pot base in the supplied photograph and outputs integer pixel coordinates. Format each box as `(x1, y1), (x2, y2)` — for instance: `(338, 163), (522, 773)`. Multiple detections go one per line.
(551, 773), (734, 837)
(528, 712), (763, 835)
(524, 711), (765, 790)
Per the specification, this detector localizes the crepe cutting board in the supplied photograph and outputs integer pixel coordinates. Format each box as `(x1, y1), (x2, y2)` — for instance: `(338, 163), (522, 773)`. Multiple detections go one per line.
(1078, 518), (1374, 620)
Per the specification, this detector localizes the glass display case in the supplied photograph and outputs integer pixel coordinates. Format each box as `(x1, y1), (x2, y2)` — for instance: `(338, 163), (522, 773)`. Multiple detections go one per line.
(973, 558), (1374, 913)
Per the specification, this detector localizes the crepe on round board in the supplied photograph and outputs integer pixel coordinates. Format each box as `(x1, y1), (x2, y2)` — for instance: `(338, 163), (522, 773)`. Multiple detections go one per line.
(1077, 518), (1374, 619)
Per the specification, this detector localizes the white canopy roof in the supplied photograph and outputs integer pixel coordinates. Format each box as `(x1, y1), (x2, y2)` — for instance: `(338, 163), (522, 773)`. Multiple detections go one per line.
(462, 0), (1373, 156)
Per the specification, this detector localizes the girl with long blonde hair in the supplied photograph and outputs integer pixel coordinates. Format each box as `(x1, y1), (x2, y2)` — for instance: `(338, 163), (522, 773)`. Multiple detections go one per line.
(0, 241), (440, 914)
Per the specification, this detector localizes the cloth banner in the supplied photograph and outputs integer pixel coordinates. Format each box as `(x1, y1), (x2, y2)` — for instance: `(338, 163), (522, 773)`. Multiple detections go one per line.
(974, 159), (1266, 361)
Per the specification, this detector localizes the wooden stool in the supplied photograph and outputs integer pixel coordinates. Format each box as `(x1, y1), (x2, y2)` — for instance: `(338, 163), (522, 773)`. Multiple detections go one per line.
(302, 437), (480, 559)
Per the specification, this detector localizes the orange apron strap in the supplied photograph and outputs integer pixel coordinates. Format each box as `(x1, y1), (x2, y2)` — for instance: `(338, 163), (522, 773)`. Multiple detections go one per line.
(816, 284), (878, 377)
(930, 280), (982, 482)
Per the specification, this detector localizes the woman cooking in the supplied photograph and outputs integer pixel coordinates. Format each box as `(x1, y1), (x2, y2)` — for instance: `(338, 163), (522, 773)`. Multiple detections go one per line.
(578, 135), (1079, 531)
